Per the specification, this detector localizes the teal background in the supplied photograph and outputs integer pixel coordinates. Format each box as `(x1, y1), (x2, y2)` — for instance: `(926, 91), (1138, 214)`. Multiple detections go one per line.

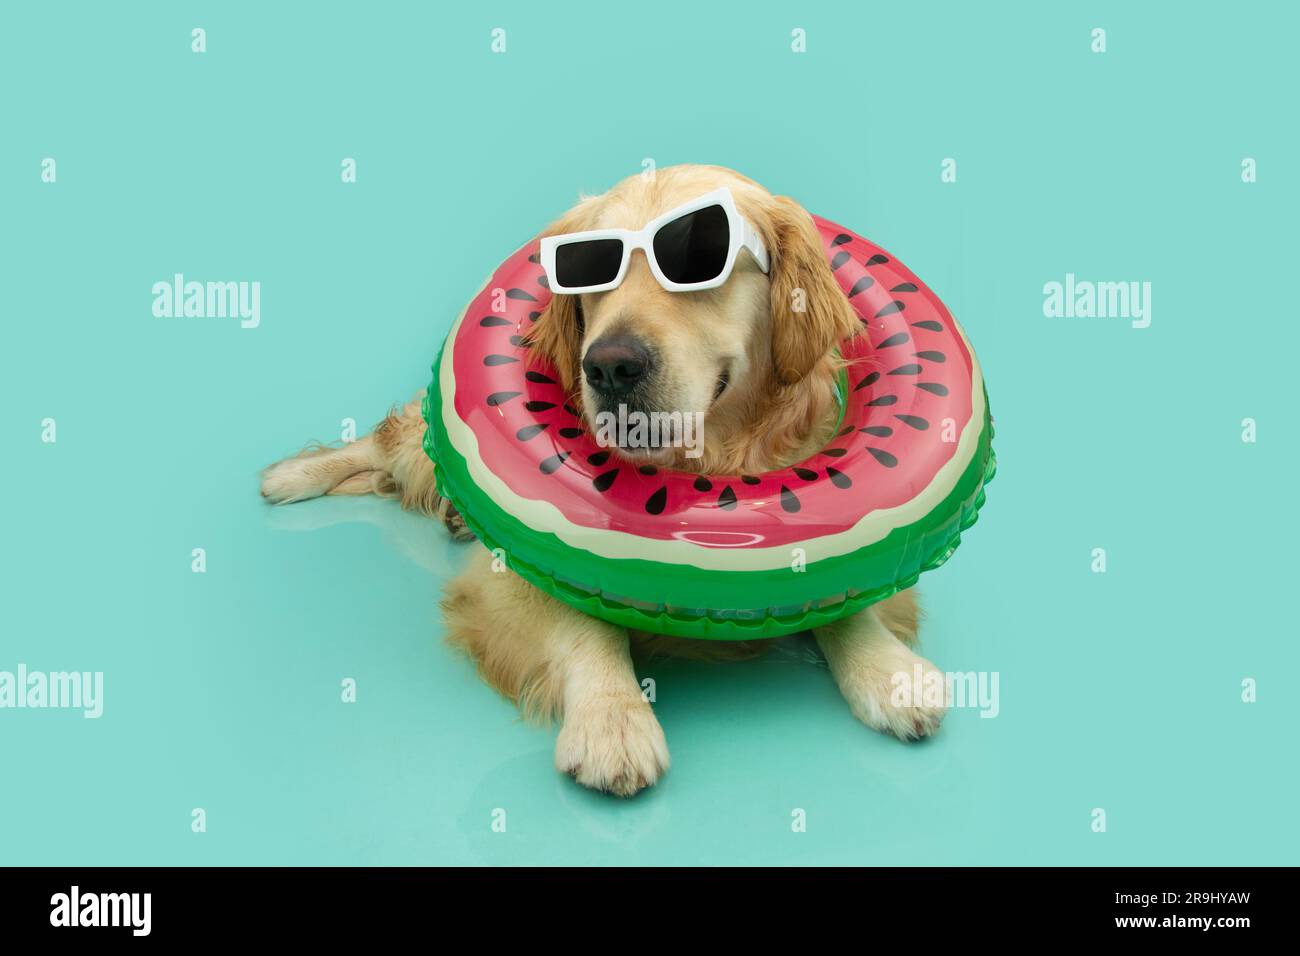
(1, 1), (1296, 865)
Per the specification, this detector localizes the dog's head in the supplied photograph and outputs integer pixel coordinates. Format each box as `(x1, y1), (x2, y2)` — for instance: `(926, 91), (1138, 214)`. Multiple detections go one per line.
(527, 165), (859, 464)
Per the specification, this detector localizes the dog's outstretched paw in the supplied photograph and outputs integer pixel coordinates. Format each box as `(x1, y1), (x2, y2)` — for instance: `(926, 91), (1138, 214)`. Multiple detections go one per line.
(555, 697), (670, 797)
(260, 455), (332, 504)
(839, 646), (949, 741)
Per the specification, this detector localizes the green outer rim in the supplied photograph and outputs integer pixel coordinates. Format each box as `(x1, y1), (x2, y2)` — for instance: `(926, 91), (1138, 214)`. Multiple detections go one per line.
(422, 340), (996, 640)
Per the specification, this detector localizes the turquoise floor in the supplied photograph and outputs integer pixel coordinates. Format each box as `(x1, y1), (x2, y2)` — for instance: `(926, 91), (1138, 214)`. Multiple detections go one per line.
(2, 1), (1297, 865)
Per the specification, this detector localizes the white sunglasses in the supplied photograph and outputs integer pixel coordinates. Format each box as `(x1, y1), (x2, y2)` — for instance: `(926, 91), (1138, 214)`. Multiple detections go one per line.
(539, 187), (771, 294)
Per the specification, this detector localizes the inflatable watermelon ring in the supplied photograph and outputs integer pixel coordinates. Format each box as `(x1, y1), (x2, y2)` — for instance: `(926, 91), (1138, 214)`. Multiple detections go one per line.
(422, 214), (994, 639)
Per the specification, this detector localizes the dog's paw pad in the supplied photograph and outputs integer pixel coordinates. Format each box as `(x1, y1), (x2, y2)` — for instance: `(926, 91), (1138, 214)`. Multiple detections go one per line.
(440, 504), (475, 542)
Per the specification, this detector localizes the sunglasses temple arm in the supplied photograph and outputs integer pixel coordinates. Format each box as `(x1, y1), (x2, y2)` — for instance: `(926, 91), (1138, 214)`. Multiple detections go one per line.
(741, 218), (771, 273)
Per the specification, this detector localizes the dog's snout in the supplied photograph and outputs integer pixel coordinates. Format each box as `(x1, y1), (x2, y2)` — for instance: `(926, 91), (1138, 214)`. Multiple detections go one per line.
(582, 335), (652, 396)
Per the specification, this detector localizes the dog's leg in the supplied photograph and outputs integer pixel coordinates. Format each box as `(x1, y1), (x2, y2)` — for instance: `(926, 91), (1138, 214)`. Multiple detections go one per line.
(813, 602), (947, 740)
(443, 549), (669, 797)
(874, 589), (920, 646)
(261, 393), (471, 540)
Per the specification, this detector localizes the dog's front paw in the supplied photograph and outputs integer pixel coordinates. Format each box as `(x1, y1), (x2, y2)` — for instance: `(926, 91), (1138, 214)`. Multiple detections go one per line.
(555, 697), (669, 797)
(260, 455), (330, 504)
(838, 645), (949, 741)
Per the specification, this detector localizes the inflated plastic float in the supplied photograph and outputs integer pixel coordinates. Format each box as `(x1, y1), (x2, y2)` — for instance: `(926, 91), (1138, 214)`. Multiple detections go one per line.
(423, 214), (995, 639)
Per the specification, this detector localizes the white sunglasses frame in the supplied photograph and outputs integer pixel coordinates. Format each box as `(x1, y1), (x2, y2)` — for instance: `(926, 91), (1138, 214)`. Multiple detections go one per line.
(539, 187), (771, 295)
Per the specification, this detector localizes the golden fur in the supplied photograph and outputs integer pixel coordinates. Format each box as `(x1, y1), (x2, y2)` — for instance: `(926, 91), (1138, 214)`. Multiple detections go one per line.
(262, 165), (948, 797)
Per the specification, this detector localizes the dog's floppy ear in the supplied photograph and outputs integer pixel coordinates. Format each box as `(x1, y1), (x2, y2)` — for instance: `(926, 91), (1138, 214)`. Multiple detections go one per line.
(523, 200), (596, 397)
(525, 290), (583, 395)
(758, 195), (861, 386)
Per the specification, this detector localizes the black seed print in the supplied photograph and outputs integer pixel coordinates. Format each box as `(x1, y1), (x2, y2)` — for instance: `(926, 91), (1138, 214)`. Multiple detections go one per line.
(793, 467), (818, 481)
(645, 486), (668, 515)
(524, 401), (556, 412)
(693, 476), (713, 492)
(563, 404), (579, 416)
(889, 364), (923, 375)
(875, 301), (905, 318)
(848, 276), (875, 298)
(516, 424), (549, 441)
(866, 254), (889, 266)
(509, 335), (528, 347)
(592, 469), (620, 492)
(826, 466), (852, 489)
(831, 234), (853, 246)
(480, 316), (511, 327)
(854, 371), (881, 391)
(528, 253), (540, 264)
(539, 453), (569, 474)
(896, 414), (930, 430)
(867, 448), (898, 467)
(559, 427), (583, 439)
(639, 465), (658, 476)
(914, 350), (946, 363)
(484, 354), (518, 366)
(830, 251), (850, 270)
(916, 382), (949, 396)
(911, 320), (943, 332)
(505, 288), (537, 302)
(866, 395), (898, 406)
(528, 311), (541, 322)
(890, 282), (918, 293)
(779, 485), (801, 513)
(537, 275), (549, 289)
(860, 425), (893, 437)
(525, 370), (556, 384)
(486, 391), (521, 406)
(822, 448), (847, 457)
(587, 450), (611, 466)
(741, 475), (761, 486)
(837, 425), (854, 437)
(718, 486), (738, 510)
(877, 332), (909, 348)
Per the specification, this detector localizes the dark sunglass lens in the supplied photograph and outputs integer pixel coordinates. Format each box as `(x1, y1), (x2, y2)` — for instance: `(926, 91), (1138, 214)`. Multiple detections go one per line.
(652, 204), (730, 284)
(554, 239), (623, 288)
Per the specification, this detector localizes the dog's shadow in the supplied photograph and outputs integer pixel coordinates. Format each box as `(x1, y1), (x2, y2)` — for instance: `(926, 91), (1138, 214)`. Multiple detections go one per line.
(635, 637), (829, 727)
(263, 495), (472, 579)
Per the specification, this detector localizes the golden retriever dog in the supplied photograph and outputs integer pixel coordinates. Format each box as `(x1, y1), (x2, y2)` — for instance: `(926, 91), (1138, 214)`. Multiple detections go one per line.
(262, 165), (947, 796)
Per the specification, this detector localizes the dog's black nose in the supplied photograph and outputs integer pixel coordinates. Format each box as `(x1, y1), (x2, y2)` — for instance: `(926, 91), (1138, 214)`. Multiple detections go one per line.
(582, 335), (652, 396)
